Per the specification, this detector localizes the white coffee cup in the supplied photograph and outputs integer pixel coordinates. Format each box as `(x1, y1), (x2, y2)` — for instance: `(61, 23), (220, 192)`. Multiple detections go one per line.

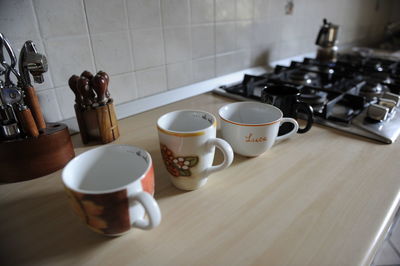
(218, 102), (299, 157)
(157, 110), (234, 191)
(62, 145), (161, 236)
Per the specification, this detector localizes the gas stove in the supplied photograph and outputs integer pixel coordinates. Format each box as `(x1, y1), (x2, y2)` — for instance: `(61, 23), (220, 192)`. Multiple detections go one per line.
(213, 53), (400, 144)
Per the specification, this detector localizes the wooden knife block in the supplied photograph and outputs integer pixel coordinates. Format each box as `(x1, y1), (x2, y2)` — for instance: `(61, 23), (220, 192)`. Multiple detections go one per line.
(0, 123), (75, 183)
(75, 100), (120, 144)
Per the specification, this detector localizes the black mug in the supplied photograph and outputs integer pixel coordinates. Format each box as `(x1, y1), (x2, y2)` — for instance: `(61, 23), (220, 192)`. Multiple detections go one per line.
(261, 85), (313, 135)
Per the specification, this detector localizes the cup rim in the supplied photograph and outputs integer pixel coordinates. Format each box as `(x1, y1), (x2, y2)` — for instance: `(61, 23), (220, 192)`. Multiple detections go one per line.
(218, 102), (283, 126)
(157, 109), (217, 137)
(61, 144), (152, 194)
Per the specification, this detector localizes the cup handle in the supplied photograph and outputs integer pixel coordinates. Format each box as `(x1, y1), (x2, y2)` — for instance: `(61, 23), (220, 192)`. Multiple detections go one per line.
(295, 102), (314, 133)
(130, 192), (161, 230)
(204, 138), (234, 177)
(276, 117), (299, 141)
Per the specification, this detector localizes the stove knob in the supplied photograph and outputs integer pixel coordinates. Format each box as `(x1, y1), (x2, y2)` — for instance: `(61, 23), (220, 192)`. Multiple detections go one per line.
(379, 98), (397, 113)
(367, 103), (389, 121)
(382, 92), (400, 107)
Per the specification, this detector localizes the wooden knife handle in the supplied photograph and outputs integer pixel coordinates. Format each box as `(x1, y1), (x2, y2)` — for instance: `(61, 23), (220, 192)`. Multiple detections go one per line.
(97, 71), (110, 98)
(24, 85), (46, 130)
(92, 74), (107, 104)
(18, 108), (39, 137)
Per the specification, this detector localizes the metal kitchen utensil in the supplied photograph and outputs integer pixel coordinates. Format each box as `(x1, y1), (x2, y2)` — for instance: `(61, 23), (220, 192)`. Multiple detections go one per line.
(0, 87), (22, 105)
(0, 34), (75, 181)
(0, 34), (41, 137)
(0, 33), (17, 86)
(18, 41), (47, 130)
(0, 81), (20, 139)
(316, 18), (339, 47)
(315, 19), (339, 63)
(19, 41), (47, 85)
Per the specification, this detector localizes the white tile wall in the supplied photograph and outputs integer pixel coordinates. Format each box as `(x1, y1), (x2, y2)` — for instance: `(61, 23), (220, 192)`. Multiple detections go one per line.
(136, 66), (167, 98)
(191, 25), (215, 59)
(131, 28), (165, 70)
(85, 0), (128, 34)
(166, 61), (193, 89)
(216, 0), (236, 21)
(109, 72), (137, 104)
(91, 31), (133, 75)
(190, 0), (214, 24)
(34, 0), (88, 38)
(127, 0), (162, 29)
(161, 0), (190, 27)
(0, 0), (396, 123)
(164, 26), (191, 64)
(216, 22), (236, 53)
(192, 56), (215, 82)
(44, 35), (94, 87)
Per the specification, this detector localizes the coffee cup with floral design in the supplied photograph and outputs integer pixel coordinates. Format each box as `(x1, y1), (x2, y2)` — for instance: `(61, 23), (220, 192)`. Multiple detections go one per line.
(157, 110), (234, 191)
(62, 145), (161, 236)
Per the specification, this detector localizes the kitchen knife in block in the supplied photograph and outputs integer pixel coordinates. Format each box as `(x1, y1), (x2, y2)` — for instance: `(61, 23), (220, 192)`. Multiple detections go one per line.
(97, 71), (110, 99)
(92, 74), (107, 105)
(96, 101), (119, 143)
(68, 75), (82, 106)
(74, 100), (119, 144)
(24, 85), (46, 130)
(74, 104), (89, 143)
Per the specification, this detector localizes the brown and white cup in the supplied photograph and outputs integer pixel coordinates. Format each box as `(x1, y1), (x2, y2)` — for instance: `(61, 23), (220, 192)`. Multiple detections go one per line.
(62, 144), (161, 236)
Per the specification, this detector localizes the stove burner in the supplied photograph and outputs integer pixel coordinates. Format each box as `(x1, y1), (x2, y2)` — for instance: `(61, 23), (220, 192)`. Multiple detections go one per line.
(299, 88), (328, 105)
(359, 81), (384, 100)
(369, 72), (392, 84)
(373, 62), (384, 72)
(288, 70), (314, 85)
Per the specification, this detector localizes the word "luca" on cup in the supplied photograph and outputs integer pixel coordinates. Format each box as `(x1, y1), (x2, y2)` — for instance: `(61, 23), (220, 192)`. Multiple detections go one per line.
(245, 133), (267, 143)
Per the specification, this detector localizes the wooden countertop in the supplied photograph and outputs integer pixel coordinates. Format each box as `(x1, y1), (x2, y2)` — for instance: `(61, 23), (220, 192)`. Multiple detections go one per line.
(1, 93), (400, 266)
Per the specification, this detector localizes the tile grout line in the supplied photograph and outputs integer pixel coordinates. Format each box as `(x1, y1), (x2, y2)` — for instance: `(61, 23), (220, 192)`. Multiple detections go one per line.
(30, 0), (64, 120)
(160, 0), (169, 91)
(188, 0), (193, 86)
(82, 0), (97, 72)
(122, 0), (139, 99)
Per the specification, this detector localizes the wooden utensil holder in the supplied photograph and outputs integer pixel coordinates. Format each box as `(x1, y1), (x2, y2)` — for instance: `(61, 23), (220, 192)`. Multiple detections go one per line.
(0, 123), (75, 183)
(75, 100), (120, 144)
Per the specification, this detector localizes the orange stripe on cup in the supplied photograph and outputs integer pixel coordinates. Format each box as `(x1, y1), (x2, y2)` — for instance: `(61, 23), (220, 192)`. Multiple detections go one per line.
(219, 116), (280, 127)
(157, 126), (206, 137)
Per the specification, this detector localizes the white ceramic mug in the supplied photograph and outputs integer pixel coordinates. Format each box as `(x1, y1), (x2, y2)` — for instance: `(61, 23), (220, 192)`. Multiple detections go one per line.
(219, 102), (299, 157)
(157, 110), (234, 191)
(62, 145), (161, 236)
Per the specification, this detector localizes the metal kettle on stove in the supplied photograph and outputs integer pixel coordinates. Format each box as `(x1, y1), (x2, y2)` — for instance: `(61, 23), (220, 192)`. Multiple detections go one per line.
(315, 18), (339, 63)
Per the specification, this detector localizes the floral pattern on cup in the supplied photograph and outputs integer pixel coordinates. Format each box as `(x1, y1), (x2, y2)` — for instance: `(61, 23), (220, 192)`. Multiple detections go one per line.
(160, 144), (199, 177)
